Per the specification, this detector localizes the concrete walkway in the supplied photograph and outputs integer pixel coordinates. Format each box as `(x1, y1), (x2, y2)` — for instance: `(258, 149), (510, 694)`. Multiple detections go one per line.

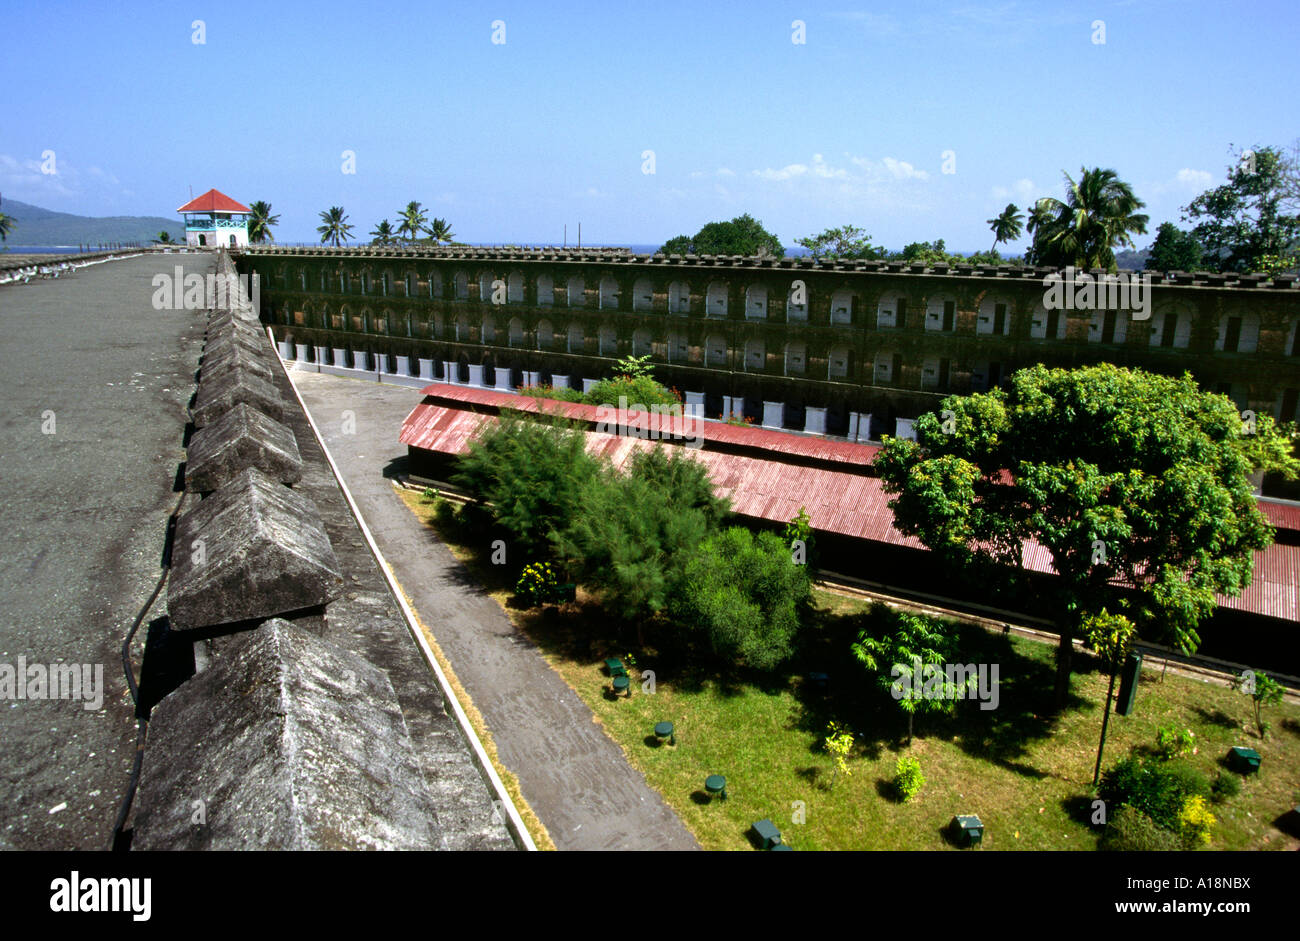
(289, 369), (700, 851)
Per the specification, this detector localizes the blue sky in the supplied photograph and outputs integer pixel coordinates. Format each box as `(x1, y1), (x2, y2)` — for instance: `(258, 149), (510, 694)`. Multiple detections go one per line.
(3, 0), (1296, 251)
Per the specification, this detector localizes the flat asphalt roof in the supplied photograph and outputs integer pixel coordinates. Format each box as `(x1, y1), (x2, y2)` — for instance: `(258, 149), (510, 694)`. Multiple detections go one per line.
(0, 253), (208, 849)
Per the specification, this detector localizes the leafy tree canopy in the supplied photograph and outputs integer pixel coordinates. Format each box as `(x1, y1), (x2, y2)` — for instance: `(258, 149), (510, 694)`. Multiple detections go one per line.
(874, 364), (1294, 703)
(657, 213), (782, 257)
(1182, 143), (1300, 273)
(670, 527), (809, 670)
(795, 224), (885, 260)
(452, 409), (601, 557)
(1144, 221), (1206, 272)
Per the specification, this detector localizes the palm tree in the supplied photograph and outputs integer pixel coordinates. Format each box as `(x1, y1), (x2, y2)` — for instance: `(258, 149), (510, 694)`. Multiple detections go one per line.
(247, 200), (280, 243)
(0, 212), (14, 243)
(426, 217), (455, 245)
(370, 219), (397, 245)
(317, 206), (354, 247)
(987, 203), (1024, 254)
(1031, 167), (1149, 270)
(397, 201), (428, 243)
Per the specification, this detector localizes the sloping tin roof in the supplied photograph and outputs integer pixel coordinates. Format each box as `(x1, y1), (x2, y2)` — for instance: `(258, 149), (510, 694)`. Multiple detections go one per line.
(177, 188), (251, 214)
(400, 392), (1300, 623)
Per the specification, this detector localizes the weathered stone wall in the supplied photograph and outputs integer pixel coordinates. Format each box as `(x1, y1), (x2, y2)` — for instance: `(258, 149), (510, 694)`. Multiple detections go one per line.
(240, 246), (1300, 434)
(132, 250), (518, 851)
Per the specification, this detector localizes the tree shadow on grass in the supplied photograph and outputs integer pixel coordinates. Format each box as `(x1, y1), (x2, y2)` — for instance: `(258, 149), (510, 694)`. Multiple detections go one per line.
(1193, 705), (1241, 730)
(787, 604), (1079, 781)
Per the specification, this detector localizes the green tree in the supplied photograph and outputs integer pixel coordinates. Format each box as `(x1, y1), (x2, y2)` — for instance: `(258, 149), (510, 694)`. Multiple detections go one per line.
(247, 200), (280, 244)
(316, 206), (354, 247)
(452, 409), (602, 558)
(154, 230), (174, 244)
(1183, 144), (1300, 273)
(851, 609), (964, 744)
(658, 234), (694, 255)
(796, 224), (885, 260)
(370, 219), (397, 245)
(784, 507), (817, 574)
(0, 212), (15, 243)
(397, 201), (428, 243)
(426, 217), (455, 245)
(1082, 609), (1138, 786)
(986, 203), (1024, 255)
(657, 213), (782, 257)
(1144, 221), (1205, 272)
(874, 364), (1292, 709)
(1030, 167), (1149, 271)
(671, 527), (810, 670)
(555, 449), (723, 631)
(1238, 669), (1284, 738)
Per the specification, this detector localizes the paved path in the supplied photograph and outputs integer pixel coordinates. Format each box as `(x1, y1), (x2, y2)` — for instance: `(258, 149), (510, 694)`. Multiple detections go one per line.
(0, 254), (208, 849)
(290, 369), (700, 851)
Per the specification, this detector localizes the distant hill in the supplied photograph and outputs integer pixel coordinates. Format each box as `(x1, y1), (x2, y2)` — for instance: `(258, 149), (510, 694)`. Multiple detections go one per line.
(0, 198), (184, 246)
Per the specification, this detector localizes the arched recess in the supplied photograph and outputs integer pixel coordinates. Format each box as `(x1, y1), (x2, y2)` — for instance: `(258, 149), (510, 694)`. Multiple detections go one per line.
(507, 270), (525, 304)
(536, 318), (555, 350)
(669, 281), (690, 314)
(536, 273), (554, 306)
(599, 276), (620, 310)
(745, 285), (768, 319)
(567, 275), (585, 307)
(706, 281), (728, 318)
(508, 317), (525, 347)
(632, 278), (654, 312)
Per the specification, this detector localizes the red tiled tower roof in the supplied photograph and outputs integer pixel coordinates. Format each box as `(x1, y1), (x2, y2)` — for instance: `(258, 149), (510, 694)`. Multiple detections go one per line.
(176, 189), (250, 214)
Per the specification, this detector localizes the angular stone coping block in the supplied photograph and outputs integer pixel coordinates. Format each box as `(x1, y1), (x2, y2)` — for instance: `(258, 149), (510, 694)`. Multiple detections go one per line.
(193, 365), (285, 428)
(208, 304), (261, 326)
(185, 401), (303, 493)
(168, 467), (342, 631)
(204, 328), (265, 361)
(200, 343), (275, 383)
(206, 316), (266, 345)
(132, 618), (444, 850)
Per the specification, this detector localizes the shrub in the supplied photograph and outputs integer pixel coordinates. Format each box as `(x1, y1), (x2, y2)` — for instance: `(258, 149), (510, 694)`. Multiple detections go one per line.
(518, 383), (586, 403)
(452, 410), (602, 556)
(1210, 771), (1241, 804)
(434, 498), (459, 533)
(1177, 795), (1216, 847)
(894, 755), (924, 802)
(1098, 805), (1184, 852)
(1099, 757), (1211, 832)
(1154, 724), (1196, 760)
(420, 486), (439, 503)
(670, 527), (811, 671)
(583, 374), (681, 409)
(515, 562), (560, 608)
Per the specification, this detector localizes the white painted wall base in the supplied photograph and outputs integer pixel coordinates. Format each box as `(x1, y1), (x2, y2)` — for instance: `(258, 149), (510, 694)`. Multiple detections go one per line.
(804, 406), (827, 435)
(762, 401), (783, 429)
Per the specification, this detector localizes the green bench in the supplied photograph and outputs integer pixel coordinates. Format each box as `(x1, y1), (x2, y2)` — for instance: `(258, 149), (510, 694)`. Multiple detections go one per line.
(604, 658), (627, 678)
(704, 774), (727, 801)
(752, 818), (782, 849)
(950, 814), (984, 847)
(1228, 746), (1261, 774)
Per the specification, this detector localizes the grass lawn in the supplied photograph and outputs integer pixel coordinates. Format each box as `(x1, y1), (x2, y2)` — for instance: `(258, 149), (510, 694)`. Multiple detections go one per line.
(400, 489), (1300, 851)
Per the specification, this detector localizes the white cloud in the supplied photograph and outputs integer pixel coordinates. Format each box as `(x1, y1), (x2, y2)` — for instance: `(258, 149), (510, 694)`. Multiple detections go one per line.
(1175, 168), (1212, 188)
(716, 167), (734, 177)
(991, 178), (1036, 201)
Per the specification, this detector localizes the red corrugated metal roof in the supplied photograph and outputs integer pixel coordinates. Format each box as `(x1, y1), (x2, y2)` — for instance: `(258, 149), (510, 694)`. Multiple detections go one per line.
(1259, 498), (1300, 533)
(176, 188), (250, 214)
(400, 395), (1300, 623)
(416, 383), (880, 467)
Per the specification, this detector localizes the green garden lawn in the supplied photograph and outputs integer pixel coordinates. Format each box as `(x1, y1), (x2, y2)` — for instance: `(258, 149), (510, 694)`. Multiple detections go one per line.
(402, 490), (1300, 851)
